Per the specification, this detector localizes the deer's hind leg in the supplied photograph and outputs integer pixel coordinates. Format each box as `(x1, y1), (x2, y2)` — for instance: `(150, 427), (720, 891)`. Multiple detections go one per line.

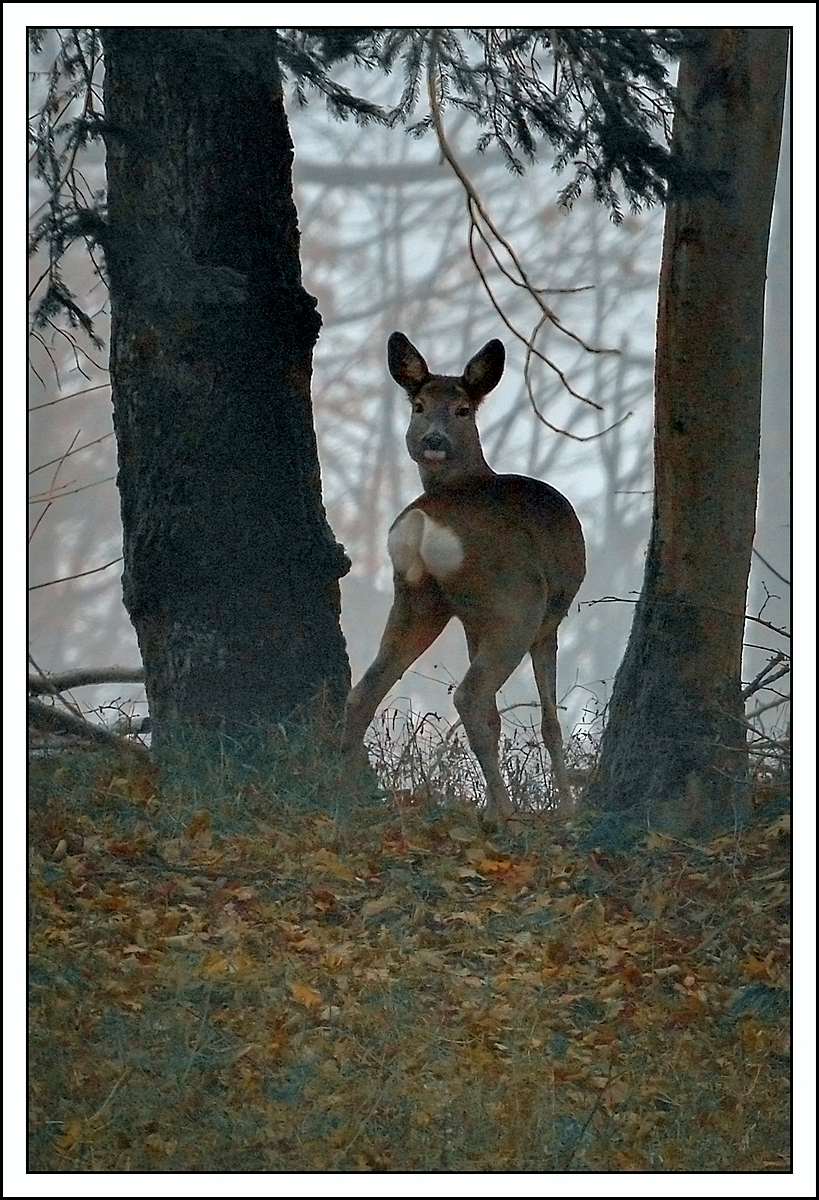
(456, 606), (545, 819)
(530, 624), (570, 801)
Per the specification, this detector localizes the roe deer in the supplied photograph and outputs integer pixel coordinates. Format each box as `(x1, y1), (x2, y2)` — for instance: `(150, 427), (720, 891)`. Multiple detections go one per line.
(342, 332), (586, 819)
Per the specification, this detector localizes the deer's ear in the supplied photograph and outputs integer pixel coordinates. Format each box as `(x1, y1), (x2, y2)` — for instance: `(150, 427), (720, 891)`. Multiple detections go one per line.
(388, 332), (429, 392)
(463, 340), (505, 400)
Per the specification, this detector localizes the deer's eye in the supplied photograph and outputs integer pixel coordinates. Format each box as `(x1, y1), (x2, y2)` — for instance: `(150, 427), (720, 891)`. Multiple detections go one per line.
(455, 405), (471, 418)
(413, 401), (424, 414)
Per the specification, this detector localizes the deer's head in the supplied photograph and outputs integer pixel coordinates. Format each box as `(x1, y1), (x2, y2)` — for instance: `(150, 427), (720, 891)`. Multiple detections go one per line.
(388, 332), (505, 491)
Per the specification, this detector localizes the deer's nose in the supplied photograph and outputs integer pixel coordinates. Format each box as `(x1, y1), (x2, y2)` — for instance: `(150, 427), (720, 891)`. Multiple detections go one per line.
(422, 430), (450, 455)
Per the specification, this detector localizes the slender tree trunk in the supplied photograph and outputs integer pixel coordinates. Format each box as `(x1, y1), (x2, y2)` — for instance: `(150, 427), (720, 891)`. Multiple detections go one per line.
(101, 29), (350, 754)
(588, 28), (788, 834)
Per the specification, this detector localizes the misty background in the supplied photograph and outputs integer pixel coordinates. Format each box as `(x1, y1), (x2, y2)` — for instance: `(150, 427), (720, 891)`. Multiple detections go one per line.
(27, 42), (791, 759)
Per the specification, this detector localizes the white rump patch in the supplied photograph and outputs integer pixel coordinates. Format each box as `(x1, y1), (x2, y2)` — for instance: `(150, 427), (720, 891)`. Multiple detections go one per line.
(388, 510), (464, 584)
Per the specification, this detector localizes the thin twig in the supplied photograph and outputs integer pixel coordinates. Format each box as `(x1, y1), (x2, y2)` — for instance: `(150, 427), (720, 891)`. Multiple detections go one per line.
(29, 556), (123, 591)
(466, 240), (601, 409)
(752, 547), (791, 587)
(28, 429), (81, 544)
(523, 322), (632, 440)
(181, 986), (213, 1085)
(746, 694), (791, 720)
(559, 1056), (615, 1171)
(581, 594), (638, 607)
(744, 614), (791, 640)
(29, 431), (115, 475)
(742, 655), (790, 702)
(29, 475), (116, 504)
(28, 383), (109, 412)
(27, 698), (149, 756)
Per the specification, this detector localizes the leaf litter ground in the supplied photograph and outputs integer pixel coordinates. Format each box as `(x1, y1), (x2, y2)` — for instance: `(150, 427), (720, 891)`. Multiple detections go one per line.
(28, 751), (790, 1172)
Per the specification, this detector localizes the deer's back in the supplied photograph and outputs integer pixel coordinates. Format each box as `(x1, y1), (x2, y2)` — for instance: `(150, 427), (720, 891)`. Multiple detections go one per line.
(390, 474), (585, 620)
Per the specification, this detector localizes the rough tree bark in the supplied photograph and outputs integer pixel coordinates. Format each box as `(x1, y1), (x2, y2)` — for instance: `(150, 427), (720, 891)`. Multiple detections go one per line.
(588, 28), (788, 835)
(101, 28), (350, 754)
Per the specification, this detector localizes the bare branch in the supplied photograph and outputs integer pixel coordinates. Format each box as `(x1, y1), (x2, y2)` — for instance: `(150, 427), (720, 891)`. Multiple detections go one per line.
(744, 613), (791, 641)
(523, 321), (633, 441)
(28, 652), (85, 722)
(29, 475), (116, 504)
(29, 431), (114, 475)
(29, 556), (123, 591)
(752, 546), (791, 587)
(466, 230), (603, 410)
(427, 32), (619, 367)
(746, 694), (791, 720)
(741, 653), (790, 702)
(28, 667), (146, 696)
(28, 382), (109, 412)
(28, 428), (81, 544)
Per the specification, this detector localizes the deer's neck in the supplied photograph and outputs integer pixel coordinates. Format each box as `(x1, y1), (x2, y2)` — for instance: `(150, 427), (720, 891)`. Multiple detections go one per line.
(418, 455), (495, 494)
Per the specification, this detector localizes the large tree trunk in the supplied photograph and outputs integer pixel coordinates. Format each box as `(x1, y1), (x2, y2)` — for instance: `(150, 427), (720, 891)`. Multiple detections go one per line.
(101, 29), (350, 754)
(588, 29), (788, 835)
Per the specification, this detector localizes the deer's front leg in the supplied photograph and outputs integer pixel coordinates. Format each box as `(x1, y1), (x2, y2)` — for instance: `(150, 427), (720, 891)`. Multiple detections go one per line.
(342, 580), (450, 760)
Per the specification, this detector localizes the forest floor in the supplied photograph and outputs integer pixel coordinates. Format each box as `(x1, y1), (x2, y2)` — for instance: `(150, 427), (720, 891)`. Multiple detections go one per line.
(26, 733), (791, 1174)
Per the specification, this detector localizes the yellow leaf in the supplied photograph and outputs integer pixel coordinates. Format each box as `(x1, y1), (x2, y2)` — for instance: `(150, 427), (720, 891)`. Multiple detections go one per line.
(477, 857), (513, 874)
(288, 980), (323, 1010)
(742, 953), (773, 980)
(55, 1119), (83, 1153)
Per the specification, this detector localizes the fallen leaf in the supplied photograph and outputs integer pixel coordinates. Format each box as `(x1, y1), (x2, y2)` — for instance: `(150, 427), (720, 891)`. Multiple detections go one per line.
(288, 980), (323, 1010)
